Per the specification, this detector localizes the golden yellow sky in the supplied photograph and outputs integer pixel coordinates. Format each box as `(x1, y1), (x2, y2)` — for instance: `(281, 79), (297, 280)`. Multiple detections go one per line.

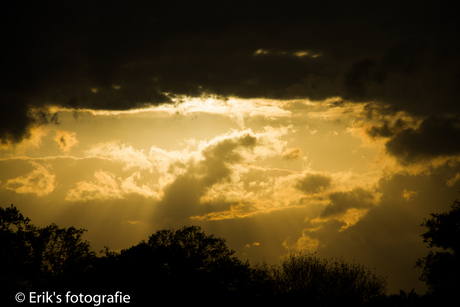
(2, 96), (459, 293)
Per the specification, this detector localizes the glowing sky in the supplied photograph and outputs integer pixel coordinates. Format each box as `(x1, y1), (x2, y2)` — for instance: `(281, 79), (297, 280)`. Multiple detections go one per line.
(2, 1), (460, 294)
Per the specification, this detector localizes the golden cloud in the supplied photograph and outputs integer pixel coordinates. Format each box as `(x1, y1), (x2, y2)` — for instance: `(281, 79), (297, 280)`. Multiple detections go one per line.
(54, 130), (79, 153)
(5, 161), (56, 196)
(282, 148), (303, 160)
(66, 171), (160, 202)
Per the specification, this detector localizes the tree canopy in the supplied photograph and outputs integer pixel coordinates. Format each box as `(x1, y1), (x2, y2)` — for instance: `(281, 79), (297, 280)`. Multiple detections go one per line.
(415, 198), (460, 301)
(2, 205), (392, 306)
(98, 225), (252, 303)
(0, 205), (96, 295)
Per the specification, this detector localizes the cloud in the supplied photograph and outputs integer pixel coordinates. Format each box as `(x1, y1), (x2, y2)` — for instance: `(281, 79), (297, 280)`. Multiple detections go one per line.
(282, 148), (303, 160)
(320, 187), (375, 219)
(66, 170), (160, 202)
(315, 164), (460, 293)
(0, 126), (50, 153)
(366, 121), (395, 138)
(4, 161), (56, 196)
(296, 173), (332, 194)
(446, 172), (460, 187)
(401, 189), (419, 201)
(245, 242), (260, 248)
(385, 116), (460, 164)
(283, 233), (321, 254)
(166, 97), (292, 127)
(154, 132), (259, 221)
(120, 172), (161, 199)
(2, 1), (459, 146)
(59, 126), (293, 221)
(54, 130), (79, 153)
(85, 142), (152, 170)
(66, 171), (122, 202)
(146, 126), (294, 221)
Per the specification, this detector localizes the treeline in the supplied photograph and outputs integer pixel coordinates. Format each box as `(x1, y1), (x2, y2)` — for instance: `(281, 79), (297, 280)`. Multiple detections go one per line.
(1, 202), (458, 306)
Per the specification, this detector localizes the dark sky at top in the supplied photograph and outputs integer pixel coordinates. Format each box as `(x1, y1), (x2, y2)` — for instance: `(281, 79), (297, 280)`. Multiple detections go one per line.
(1, 0), (460, 163)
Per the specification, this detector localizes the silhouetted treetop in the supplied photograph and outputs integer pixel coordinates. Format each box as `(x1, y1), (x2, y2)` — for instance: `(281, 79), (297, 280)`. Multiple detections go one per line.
(252, 253), (388, 306)
(1, 205), (409, 306)
(146, 225), (238, 268)
(0, 204), (32, 232)
(102, 225), (251, 304)
(420, 198), (460, 253)
(1, 205), (96, 293)
(415, 198), (460, 301)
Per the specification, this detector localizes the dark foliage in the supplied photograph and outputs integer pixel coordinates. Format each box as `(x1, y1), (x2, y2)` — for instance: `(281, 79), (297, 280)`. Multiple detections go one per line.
(250, 254), (388, 306)
(8, 204), (449, 306)
(0, 205), (96, 297)
(415, 198), (460, 303)
(369, 289), (429, 307)
(91, 225), (252, 304)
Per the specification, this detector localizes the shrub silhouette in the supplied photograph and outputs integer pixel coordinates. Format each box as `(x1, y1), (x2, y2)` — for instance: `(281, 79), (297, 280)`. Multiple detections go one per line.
(252, 253), (387, 306)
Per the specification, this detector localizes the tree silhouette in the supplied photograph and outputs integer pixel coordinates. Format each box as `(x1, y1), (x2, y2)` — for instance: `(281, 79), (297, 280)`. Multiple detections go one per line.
(93, 225), (252, 304)
(145, 226), (249, 290)
(415, 198), (460, 301)
(2, 205), (396, 306)
(1, 204), (36, 291)
(1, 205), (96, 295)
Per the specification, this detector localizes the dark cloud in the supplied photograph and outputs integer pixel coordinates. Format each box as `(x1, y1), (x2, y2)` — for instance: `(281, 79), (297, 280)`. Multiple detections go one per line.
(366, 119), (407, 139)
(311, 163), (460, 293)
(321, 187), (375, 218)
(366, 121), (393, 139)
(296, 173), (332, 194)
(155, 133), (257, 220)
(2, 1), (460, 143)
(385, 116), (460, 164)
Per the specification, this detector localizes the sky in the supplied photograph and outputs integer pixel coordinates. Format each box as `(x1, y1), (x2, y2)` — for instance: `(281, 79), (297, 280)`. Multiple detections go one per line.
(1, 1), (460, 294)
